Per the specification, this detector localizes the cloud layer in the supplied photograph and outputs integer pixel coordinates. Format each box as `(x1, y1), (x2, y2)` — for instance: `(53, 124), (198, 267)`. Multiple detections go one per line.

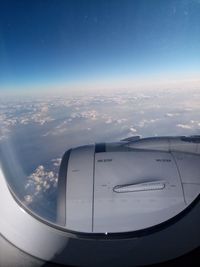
(24, 163), (59, 205)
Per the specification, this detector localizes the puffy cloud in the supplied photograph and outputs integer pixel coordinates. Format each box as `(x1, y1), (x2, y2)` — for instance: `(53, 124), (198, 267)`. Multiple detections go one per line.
(101, 113), (128, 125)
(105, 118), (113, 124)
(1, 91), (200, 143)
(26, 103), (54, 125)
(0, 100), (55, 141)
(165, 113), (180, 117)
(52, 158), (62, 167)
(24, 195), (33, 205)
(176, 120), (200, 130)
(137, 118), (160, 128)
(130, 127), (137, 133)
(71, 110), (98, 120)
(24, 164), (58, 205)
(176, 124), (193, 129)
(190, 120), (200, 126)
(184, 108), (193, 111)
(0, 113), (17, 141)
(112, 97), (128, 105)
(116, 118), (128, 124)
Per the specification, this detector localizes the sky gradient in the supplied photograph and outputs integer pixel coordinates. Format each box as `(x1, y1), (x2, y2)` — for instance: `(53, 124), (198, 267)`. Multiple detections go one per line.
(1, 0), (200, 93)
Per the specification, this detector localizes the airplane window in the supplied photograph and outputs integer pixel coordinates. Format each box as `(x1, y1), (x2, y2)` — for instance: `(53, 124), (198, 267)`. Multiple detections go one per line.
(0, 0), (200, 230)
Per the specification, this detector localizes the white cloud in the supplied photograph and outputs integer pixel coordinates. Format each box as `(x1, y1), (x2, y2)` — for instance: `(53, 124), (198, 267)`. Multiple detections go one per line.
(116, 118), (128, 124)
(137, 118), (160, 128)
(0, 100), (55, 141)
(165, 113), (180, 117)
(24, 195), (33, 205)
(24, 164), (58, 205)
(105, 118), (113, 124)
(184, 108), (193, 111)
(52, 158), (62, 167)
(190, 120), (200, 126)
(71, 110), (99, 120)
(177, 124), (193, 129)
(130, 127), (137, 133)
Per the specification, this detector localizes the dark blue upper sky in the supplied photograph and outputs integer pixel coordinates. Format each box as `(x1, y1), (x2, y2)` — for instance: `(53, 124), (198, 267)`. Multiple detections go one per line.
(1, 0), (200, 93)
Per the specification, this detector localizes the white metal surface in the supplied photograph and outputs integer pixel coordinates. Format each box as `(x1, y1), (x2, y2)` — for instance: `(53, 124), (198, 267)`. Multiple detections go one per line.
(172, 151), (200, 205)
(126, 136), (200, 154)
(66, 145), (94, 232)
(93, 151), (185, 233)
(62, 137), (200, 234)
(0, 136), (200, 266)
(172, 152), (200, 184)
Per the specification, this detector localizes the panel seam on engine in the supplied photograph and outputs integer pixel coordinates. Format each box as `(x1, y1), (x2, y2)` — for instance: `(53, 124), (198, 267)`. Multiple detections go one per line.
(170, 152), (187, 205)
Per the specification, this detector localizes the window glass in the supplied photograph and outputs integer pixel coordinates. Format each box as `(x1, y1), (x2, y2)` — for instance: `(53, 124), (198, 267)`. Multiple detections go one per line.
(0, 0), (200, 226)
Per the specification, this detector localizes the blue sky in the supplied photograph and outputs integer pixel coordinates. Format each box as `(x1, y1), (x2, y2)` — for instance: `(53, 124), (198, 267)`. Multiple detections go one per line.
(0, 0), (200, 93)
